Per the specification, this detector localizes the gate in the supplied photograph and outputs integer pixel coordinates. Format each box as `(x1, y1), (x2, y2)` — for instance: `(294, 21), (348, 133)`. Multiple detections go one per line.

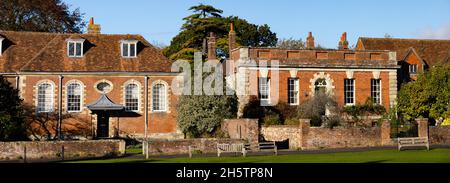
(392, 120), (418, 138)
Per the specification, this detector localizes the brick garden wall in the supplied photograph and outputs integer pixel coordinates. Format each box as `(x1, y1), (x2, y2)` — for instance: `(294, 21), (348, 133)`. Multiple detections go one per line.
(0, 140), (125, 160)
(222, 119), (259, 145)
(261, 119), (393, 150)
(147, 138), (245, 155)
(429, 126), (450, 144)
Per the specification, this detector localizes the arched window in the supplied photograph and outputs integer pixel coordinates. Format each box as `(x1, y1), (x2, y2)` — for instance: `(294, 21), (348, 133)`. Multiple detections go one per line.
(314, 78), (327, 94)
(37, 82), (54, 113)
(125, 83), (139, 111)
(67, 82), (82, 112)
(152, 83), (166, 112)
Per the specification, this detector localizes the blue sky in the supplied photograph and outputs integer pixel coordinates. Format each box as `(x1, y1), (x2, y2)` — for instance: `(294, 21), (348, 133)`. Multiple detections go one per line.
(65, 0), (450, 48)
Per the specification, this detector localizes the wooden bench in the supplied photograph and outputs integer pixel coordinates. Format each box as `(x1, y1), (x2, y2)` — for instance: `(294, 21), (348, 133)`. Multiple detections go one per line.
(257, 141), (278, 155)
(217, 143), (247, 157)
(398, 137), (429, 151)
(188, 145), (201, 158)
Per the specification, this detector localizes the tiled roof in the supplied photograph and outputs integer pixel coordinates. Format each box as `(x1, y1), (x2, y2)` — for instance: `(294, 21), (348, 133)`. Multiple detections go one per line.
(358, 37), (450, 66)
(0, 30), (172, 73)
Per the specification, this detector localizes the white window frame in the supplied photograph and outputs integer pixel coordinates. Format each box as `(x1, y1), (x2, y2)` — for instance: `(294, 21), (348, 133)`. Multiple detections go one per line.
(259, 77), (270, 103)
(288, 78), (299, 105)
(344, 79), (355, 106)
(121, 40), (138, 58)
(37, 82), (54, 113)
(371, 79), (382, 105)
(67, 39), (84, 57)
(66, 82), (83, 113)
(124, 83), (140, 112)
(409, 64), (418, 74)
(0, 38), (4, 56)
(151, 82), (167, 112)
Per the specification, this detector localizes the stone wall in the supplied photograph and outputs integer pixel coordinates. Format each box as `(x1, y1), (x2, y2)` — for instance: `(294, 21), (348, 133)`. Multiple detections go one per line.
(222, 119), (259, 145)
(429, 126), (450, 144)
(147, 138), (245, 155)
(260, 125), (301, 149)
(0, 140), (125, 160)
(306, 127), (381, 149)
(261, 119), (393, 150)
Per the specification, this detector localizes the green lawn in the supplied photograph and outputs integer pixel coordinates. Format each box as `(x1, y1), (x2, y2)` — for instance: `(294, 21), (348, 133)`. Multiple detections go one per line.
(68, 148), (450, 163)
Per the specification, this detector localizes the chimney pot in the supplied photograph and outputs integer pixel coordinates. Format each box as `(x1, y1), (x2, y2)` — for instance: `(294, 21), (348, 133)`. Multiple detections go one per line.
(338, 32), (349, 49)
(306, 32), (315, 49)
(87, 17), (101, 34)
(228, 23), (237, 56)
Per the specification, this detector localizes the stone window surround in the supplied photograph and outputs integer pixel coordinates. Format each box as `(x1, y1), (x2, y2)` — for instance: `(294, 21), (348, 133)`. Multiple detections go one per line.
(35, 80), (56, 113)
(122, 79), (142, 113)
(150, 80), (169, 113)
(65, 80), (85, 113)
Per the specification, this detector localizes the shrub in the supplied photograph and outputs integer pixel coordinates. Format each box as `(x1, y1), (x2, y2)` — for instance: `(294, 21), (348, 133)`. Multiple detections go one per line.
(310, 115), (323, 127)
(284, 118), (299, 125)
(177, 94), (238, 138)
(323, 115), (341, 129)
(263, 114), (282, 126)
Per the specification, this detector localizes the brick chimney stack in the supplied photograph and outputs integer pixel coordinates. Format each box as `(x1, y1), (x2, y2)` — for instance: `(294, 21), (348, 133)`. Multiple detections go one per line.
(207, 32), (217, 60)
(87, 17), (101, 34)
(228, 22), (237, 56)
(306, 32), (315, 49)
(338, 32), (349, 49)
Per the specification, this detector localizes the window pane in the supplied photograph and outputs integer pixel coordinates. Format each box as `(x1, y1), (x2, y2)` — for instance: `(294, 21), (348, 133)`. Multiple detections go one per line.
(37, 83), (53, 112)
(75, 42), (82, 56)
(122, 43), (129, 57)
(152, 84), (166, 111)
(259, 78), (269, 100)
(371, 79), (381, 105)
(67, 83), (82, 112)
(130, 43), (136, 57)
(288, 78), (299, 104)
(125, 84), (139, 111)
(344, 79), (354, 105)
(68, 42), (75, 56)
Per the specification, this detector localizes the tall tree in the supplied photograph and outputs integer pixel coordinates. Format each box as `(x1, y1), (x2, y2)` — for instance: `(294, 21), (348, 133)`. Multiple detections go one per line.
(0, 0), (85, 33)
(164, 4), (277, 60)
(0, 76), (27, 141)
(397, 64), (450, 122)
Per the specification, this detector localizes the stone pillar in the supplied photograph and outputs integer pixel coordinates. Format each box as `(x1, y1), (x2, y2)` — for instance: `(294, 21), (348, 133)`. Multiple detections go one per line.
(388, 71), (398, 109)
(298, 119), (311, 150)
(416, 118), (429, 138)
(381, 119), (391, 146)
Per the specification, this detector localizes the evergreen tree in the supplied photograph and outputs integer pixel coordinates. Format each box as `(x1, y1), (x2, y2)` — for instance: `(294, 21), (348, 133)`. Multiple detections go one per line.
(0, 76), (27, 141)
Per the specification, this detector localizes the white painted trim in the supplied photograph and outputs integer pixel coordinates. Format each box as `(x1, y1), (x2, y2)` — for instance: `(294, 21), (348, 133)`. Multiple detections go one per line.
(121, 40), (138, 58)
(288, 77), (299, 105)
(94, 79), (113, 94)
(65, 80), (84, 113)
(0, 38), (3, 56)
(123, 80), (142, 113)
(36, 80), (55, 113)
(344, 78), (355, 106)
(150, 80), (168, 113)
(67, 40), (84, 57)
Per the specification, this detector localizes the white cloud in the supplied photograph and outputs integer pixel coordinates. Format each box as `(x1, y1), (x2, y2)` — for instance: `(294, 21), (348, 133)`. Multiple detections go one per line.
(416, 24), (450, 39)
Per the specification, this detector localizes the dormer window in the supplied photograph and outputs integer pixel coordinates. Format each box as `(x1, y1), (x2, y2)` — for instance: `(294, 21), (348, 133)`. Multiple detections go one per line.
(67, 39), (84, 57)
(121, 40), (138, 58)
(0, 37), (4, 56)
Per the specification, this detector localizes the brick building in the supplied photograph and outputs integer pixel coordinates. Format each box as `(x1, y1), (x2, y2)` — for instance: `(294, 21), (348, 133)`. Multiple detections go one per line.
(224, 27), (400, 116)
(356, 38), (450, 83)
(0, 18), (182, 140)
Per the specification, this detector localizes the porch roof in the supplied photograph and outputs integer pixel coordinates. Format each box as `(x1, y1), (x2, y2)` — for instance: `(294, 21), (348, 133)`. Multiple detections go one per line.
(87, 94), (124, 111)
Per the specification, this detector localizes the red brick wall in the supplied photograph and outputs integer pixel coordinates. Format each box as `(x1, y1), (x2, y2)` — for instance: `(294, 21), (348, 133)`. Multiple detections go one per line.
(20, 74), (179, 138)
(252, 70), (391, 110)
(0, 140), (125, 160)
